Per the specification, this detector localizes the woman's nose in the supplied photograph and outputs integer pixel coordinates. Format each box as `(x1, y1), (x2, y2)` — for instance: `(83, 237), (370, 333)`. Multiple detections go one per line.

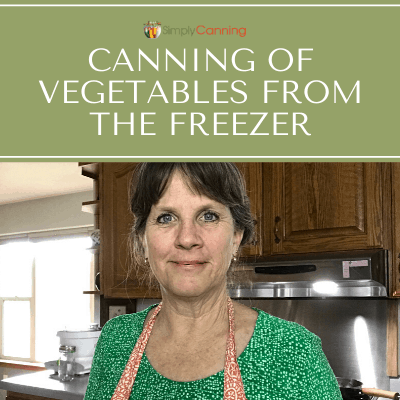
(174, 220), (203, 250)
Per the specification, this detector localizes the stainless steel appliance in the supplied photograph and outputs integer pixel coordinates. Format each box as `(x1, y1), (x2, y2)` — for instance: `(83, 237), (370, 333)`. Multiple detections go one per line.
(229, 249), (388, 298)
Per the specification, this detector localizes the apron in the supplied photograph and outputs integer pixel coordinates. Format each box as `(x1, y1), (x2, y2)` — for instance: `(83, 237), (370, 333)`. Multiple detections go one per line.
(111, 297), (248, 400)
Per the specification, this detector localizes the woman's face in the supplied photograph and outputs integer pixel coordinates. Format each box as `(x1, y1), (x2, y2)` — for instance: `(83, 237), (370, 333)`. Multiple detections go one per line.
(143, 171), (243, 298)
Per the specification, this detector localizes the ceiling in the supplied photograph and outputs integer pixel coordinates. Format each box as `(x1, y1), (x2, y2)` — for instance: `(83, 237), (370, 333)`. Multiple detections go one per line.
(0, 163), (93, 205)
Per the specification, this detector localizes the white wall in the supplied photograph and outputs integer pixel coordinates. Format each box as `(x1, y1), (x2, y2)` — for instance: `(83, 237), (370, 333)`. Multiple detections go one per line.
(0, 191), (94, 236)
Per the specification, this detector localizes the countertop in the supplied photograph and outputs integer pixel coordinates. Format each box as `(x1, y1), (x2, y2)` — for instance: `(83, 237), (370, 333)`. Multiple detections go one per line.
(0, 370), (89, 400)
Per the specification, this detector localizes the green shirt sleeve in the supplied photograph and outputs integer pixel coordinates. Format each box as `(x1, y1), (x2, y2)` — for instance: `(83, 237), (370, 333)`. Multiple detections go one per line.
(304, 334), (343, 400)
(84, 319), (112, 400)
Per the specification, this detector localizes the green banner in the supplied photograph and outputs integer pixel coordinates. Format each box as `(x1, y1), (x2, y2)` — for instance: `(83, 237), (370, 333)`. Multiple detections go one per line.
(1, 4), (399, 160)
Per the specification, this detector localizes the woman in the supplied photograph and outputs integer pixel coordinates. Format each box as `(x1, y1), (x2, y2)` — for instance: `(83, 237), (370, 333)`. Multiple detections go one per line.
(84, 163), (342, 400)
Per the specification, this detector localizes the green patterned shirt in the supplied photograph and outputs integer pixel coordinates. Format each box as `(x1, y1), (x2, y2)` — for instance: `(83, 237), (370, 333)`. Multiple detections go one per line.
(84, 304), (343, 400)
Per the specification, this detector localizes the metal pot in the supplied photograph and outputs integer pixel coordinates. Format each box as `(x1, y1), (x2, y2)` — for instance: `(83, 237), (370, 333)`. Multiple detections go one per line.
(337, 377), (400, 400)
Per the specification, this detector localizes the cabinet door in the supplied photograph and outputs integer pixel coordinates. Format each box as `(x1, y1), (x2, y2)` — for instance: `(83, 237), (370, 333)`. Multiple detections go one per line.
(269, 163), (386, 254)
(391, 163), (400, 298)
(101, 163), (161, 298)
(234, 163), (263, 257)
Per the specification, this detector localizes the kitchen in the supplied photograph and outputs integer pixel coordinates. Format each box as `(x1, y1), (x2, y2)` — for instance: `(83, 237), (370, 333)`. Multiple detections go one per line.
(1, 162), (400, 400)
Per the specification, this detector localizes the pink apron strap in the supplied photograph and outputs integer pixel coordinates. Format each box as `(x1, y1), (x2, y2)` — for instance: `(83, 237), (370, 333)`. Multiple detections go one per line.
(224, 298), (247, 400)
(110, 302), (162, 400)
(111, 298), (247, 400)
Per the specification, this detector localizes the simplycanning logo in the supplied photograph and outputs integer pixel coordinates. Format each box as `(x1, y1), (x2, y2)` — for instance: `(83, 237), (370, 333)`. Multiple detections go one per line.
(162, 25), (247, 37)
(144, 21), (162, 39)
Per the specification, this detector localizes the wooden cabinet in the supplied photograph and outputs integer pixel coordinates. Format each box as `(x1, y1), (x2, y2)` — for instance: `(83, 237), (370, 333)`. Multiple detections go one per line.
(234, 163), (263, 258)
(264, 163), (391, 255)
(100, 163), (161, 298)
(390, 164), (400, 298)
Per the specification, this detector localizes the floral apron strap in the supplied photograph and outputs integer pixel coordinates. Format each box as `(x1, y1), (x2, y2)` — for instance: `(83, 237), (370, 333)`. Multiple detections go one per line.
(111, 298), (247, 400)
(110, 302), (162, 400)
(224, 298), (248, 400)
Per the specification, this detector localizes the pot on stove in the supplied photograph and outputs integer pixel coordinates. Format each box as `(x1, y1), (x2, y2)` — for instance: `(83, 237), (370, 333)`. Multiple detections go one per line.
(337, 377), (400, 400)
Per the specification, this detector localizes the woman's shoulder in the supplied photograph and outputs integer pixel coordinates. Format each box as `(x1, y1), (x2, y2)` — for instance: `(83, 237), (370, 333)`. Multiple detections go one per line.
(241, 309), (341, 400)
(237, 308), (323, 376)
(253, 308), (320, 350)
(100, 304), (159, 342)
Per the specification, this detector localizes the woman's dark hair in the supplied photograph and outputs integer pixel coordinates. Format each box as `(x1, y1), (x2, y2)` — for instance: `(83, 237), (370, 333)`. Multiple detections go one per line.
(128, 163), (255, 286)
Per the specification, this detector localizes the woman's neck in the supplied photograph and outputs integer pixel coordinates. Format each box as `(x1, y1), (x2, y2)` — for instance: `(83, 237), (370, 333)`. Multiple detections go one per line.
(156, 289), (230, 340)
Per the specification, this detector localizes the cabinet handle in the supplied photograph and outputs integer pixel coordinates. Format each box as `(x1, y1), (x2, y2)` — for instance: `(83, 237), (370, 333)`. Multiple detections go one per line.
(95, 272), (101, 291)
(274, 216), (281, 244)
(251, 219), (258, 246)
(398, 253), (400, 274)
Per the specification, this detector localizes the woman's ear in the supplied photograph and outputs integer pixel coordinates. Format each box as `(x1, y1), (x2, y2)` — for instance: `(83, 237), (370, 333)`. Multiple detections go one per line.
(233, 229), (244, 254)
(140, 234), (149, 260)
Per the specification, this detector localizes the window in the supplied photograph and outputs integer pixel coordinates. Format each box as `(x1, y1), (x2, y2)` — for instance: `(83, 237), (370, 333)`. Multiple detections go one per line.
(0, 235), (92, 363)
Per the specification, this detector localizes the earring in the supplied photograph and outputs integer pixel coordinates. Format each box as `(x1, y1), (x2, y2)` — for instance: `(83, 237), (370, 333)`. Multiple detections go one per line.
(144, 258), (148, 265)
(232, 254), (237, 262)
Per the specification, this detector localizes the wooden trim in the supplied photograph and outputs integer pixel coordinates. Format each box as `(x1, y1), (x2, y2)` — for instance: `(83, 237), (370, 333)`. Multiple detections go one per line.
(0, 360), (45, 371)
(381, 163), (392, 251)
(0, 298), (2, 357)
(7, 391), (55, 400)
(386, 300), (398, 377)
(31, 260), (36, 363)
(82, 200), (100, 215)
(271, 163), (284, 254)
(365, 163), (382, 247)
(79, 162), (100, 180)
(262, 163), (272, 256)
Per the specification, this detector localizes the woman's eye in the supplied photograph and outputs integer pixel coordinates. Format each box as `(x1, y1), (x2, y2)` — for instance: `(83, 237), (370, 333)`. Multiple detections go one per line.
(157, 213), (174, 224)
(202, 212), (218, 222)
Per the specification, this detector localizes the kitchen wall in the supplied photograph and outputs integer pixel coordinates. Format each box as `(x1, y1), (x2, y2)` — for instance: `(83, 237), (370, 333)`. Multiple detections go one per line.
(0, 190), (94, 236)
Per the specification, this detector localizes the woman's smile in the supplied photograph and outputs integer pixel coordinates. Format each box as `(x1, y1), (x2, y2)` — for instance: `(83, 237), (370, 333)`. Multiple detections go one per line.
(172, 261), (207, 266)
